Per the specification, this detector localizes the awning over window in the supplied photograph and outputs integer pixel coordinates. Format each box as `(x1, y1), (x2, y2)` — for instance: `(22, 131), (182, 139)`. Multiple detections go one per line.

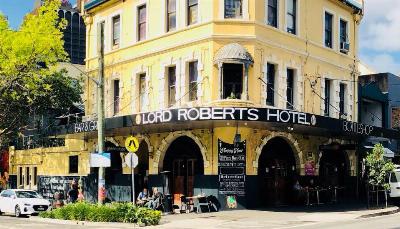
(214, 43), (254, 65)
(364, 146), (395, 158)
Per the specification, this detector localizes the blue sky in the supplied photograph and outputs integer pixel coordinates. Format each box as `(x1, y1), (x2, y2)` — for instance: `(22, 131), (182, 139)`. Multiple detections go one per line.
(0, 0), (399, 75)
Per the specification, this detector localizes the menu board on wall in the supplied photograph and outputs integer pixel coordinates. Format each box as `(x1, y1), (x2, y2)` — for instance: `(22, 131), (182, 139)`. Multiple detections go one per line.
(218, 139), (246, 196)
(38, 176), (85, 199)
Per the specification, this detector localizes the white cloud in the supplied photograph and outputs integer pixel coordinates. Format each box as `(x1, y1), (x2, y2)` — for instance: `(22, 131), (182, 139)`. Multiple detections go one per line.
(361, 53), (400, 74)
(360, 0), (400, 51)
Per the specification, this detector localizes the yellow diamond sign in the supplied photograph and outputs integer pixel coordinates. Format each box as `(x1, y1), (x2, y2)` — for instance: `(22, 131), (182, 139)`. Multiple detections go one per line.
(125, 136), (139, 153)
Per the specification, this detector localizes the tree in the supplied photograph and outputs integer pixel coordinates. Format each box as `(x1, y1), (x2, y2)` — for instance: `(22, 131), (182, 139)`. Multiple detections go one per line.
(0, 0), (82, 144)
(365, 143), (395, 207)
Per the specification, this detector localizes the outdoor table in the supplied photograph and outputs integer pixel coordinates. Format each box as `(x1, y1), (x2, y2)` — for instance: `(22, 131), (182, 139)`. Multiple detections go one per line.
(185, 195), (206, 212)
(187, 195), (208, 213)
(306, 187), (327, 205)
(332, 186), (345, 203)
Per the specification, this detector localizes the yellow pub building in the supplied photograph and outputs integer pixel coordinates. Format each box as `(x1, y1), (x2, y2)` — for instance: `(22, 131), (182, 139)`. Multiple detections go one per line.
(8, 0), (400, 208)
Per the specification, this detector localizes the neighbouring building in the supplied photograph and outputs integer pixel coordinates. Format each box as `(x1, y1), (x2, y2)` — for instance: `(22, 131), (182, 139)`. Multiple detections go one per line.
(358, 73), (400, 163)
(10, 0), (400, 209)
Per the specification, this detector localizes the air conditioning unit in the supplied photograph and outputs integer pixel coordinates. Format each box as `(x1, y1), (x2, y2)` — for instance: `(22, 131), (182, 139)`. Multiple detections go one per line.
(340, 42), (350, 53)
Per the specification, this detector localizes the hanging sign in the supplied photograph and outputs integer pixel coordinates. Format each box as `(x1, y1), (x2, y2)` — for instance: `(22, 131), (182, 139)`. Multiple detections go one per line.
(90, 152), (111, 167)
(218, 139), (246, 196)
(125, 136), (139, 153)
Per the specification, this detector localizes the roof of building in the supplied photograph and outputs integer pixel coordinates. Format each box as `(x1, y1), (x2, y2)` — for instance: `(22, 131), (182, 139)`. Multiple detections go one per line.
(214, 43), (254, 65)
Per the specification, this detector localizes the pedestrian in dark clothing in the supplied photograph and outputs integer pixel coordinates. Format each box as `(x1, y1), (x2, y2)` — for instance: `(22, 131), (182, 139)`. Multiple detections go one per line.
(67, 180), (79, 203)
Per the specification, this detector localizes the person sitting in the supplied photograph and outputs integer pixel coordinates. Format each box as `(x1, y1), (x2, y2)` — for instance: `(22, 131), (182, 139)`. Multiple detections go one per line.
(145, 187), (163, 210)
(136, 188), (149, 206)
(293, 180), (305, 204)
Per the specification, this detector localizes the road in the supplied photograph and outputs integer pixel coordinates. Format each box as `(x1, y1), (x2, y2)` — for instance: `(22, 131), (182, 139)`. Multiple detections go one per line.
(0, 213), (399, 229)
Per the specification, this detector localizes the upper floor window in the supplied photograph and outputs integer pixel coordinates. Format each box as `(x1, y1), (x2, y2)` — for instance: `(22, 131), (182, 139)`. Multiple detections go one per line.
(167, 0), (177, 32)
(324, 79), (331, 116)
(189, 61), (198, 101)
(69, 155), (79, 174)
(267, 0), (278, 28)
(325, 12), (333, 48)
(25, 167), (30, 186)
(112, 15), (120, 46)
(339, 19), (349, 54)
(168, 66), (176, 107)
(188, 0), (198, 25)
(113, 79), (120, 114)
(286, 68), (294, 109)
(339, 83), (346, 117)
(266, 63), (276, 106)
(225, 0), (242, 19)
(138, 5), (147, 41)
(286, 0), (297, 34)
(139, 73), (146, 112)
(223, 63), (243, 99)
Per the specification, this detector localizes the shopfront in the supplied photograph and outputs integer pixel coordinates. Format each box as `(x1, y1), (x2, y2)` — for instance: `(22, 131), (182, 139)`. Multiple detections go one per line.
(21, 106), (399, 209)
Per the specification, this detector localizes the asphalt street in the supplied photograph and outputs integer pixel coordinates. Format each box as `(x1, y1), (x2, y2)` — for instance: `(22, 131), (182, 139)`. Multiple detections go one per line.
(0, 213), (399, 229)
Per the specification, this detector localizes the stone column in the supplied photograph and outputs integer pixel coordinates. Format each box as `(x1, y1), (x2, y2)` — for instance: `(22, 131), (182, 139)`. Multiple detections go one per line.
(243, 63), (249, 100)
(218, 62), (224, 100)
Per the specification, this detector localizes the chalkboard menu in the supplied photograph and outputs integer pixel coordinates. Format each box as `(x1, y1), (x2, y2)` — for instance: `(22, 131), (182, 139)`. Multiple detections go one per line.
(218, 139), (246, 196)
(38, 176), (86, 200)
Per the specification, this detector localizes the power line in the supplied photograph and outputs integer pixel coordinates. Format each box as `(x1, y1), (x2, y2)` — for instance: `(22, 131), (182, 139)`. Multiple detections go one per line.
(258, 77), (300, 111)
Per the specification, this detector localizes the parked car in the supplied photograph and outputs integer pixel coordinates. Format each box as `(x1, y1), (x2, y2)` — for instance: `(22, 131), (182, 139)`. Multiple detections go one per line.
(0, 189), (51, 217)
(389, 165), (400, 203)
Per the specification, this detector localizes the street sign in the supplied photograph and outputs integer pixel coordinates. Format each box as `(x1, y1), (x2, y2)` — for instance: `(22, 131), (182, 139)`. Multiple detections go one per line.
(90, 152), (111, 167)
(125, 136), (139, 152)
(125, 152), (139, 168)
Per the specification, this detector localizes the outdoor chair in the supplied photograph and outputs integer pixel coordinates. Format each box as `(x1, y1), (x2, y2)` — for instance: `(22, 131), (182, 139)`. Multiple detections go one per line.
(196, 196), (210, 213)
(180, 195), (190, 213)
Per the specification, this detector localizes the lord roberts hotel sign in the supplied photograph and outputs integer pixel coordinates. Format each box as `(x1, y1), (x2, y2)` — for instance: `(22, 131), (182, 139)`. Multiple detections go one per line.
(135, 107), (317, 126)
(73, 107), (389, 138)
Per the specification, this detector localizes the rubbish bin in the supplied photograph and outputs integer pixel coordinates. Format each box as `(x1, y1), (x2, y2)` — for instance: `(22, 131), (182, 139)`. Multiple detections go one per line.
(163, 194), (173, 213)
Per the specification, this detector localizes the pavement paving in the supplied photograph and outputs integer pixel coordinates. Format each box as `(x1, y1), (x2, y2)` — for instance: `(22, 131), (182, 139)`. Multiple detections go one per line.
(0, 205), (398, 229)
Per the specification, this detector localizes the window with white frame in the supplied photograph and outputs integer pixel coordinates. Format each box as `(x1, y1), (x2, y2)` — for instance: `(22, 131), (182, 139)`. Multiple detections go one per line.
(339, 19), (349, 53)
(139, 73), (146, 112)
(286, 68), (295, 109)
(225, 0), (242, 18)
(168, 66), (176, 107)
(324, 12), (333, 48)
(189, 61), (198, 101)
(266, 63), (276, 106)
(267, 0), (278, 28)
(324, 79), (331, 116)
(113, 79), (120, 114)
(112, 15), (120, 46)
(339, 83), (346, 117)
(138, 4), (146, 41)
(167, 0), (177, 32)
(286, 0), (297, 34)
(188, 0), (198, 25)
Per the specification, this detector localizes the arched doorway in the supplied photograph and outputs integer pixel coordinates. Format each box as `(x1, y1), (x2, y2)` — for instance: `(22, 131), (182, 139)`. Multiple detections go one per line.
(162, 136), (204, 204)
(258, 137), (297, 207)
(319, 147), (349, 188)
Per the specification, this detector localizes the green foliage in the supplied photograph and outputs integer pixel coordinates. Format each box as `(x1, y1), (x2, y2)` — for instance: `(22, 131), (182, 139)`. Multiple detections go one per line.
(39, 202), (162, 226)
(365, 143), (395, 190)
(0, 0), (81, 143)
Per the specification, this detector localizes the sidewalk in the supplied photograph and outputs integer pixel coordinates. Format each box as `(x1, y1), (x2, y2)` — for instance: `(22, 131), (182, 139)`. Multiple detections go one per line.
(156, 205), (400, 229)
(27, 204), (399, 229)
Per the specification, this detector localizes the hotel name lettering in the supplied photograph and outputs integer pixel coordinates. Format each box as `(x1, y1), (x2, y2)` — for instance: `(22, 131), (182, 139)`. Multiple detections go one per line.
(74, 121), (97, 133)
(136, 107), (317, 126)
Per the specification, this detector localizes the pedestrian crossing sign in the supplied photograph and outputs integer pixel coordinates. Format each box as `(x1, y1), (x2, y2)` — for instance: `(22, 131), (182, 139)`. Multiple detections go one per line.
(125, 136), (139, 152)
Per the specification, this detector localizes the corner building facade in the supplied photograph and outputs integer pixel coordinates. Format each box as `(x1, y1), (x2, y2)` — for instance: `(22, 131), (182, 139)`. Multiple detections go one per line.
(13, 0), (391, 209)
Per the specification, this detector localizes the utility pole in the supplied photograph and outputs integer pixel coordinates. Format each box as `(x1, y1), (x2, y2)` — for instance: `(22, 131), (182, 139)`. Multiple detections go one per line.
(97, 22), (105, 205)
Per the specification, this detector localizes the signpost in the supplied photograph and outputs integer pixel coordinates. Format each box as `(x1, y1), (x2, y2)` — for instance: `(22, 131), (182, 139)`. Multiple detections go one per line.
(125, 136), (140, 204)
